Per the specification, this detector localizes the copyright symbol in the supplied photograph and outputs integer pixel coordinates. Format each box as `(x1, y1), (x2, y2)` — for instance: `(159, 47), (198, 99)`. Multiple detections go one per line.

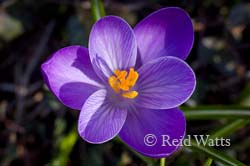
(144, 134), (157, 146)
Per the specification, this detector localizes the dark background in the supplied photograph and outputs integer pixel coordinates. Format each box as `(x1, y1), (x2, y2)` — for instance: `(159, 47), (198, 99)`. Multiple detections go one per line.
(0, 0), (250, 165)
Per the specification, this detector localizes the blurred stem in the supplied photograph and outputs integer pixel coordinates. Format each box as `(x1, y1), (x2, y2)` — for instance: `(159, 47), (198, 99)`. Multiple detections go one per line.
(114, 137), (156, 166)
(204, 158), (213, 166)
(201, 119), (249, 165)
(181, 105), (250, 110)
(50, 125), (77, 166)
(189, 140), (245, 166)
(91, 0), (106, 22)
(210, 119), (250, 139)
(130, 149), (156, 166)
(160, 158), (166, 166)
(184, 110), (250, 120)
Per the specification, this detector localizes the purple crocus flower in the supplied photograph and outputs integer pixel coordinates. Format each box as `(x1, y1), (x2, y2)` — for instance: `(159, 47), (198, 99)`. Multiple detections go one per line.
(41, 7), (195, 158)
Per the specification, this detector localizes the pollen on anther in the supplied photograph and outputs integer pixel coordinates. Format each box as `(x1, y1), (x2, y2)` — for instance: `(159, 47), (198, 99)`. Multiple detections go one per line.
(108, 68), (139, 99)
(122, 91), (138, 99)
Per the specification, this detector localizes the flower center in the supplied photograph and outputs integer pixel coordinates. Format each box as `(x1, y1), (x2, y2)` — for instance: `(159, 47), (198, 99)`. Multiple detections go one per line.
(108, 68), (139, 99)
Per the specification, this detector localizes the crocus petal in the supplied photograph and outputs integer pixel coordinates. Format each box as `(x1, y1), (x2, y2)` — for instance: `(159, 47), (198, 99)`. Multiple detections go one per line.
(89, 16), (137, 80)
(134, 7), (194, 65)
(41, 46), (103, 110)
(136, 56), (196, 109)
(119, 107), (186, 158)
(78, 89), (127, 143)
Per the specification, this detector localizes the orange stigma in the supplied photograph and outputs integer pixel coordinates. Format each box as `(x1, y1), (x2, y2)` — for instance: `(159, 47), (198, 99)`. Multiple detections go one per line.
(108, 68), (139, 99)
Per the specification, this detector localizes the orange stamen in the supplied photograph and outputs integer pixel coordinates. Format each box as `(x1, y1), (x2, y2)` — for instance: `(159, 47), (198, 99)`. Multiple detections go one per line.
(108, 68), (139, 99)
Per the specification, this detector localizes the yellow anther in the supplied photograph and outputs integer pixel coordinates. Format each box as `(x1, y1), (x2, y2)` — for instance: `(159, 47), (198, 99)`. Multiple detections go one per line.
(122, 91), (138, 99)
(120, 80), (130, 91)
(108, 68), (139, 99)
(108, 76), (120, 93)
(114, 70), (127, 81)
(126, 68), (139, 87)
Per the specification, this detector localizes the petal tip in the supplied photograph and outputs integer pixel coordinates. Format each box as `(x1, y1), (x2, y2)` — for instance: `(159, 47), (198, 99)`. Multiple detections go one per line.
(119, 107), (186, 158)
(134, 6), (194, 62)
(137, 56), (196, 109)
(88, 15), (137, 78)
(77, 89), (128, 144)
